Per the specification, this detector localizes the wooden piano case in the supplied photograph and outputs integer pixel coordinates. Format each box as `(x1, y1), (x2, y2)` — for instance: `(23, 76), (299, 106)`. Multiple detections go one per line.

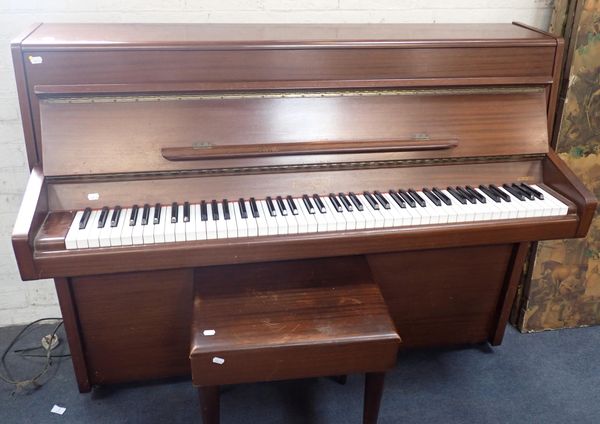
(10, 23), (596, 392)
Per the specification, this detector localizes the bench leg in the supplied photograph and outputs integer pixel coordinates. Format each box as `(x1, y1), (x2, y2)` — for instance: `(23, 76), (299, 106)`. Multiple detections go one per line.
(363, 372), (386, 424)
(198, 386), (220, 424)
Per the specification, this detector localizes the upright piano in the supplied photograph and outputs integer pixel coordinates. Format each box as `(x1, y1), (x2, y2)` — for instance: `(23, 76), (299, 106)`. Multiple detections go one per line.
(11, 23), (596, 393)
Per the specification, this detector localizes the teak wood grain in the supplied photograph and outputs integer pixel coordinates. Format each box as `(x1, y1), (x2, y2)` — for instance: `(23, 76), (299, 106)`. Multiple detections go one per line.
(8, 23), (597, 393)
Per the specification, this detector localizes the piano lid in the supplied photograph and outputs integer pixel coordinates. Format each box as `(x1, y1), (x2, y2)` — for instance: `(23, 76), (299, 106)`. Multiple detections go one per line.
(21, 23), (556, 50)
(39, 87), (549, 177)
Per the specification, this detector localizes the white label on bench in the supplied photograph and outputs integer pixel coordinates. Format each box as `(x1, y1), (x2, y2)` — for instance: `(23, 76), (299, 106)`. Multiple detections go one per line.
(203, 329), (216, 336)
(212, 357), (225, 365)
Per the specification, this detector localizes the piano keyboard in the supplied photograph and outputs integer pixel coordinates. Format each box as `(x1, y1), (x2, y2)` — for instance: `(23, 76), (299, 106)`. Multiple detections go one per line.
(64, 183), (568, 249)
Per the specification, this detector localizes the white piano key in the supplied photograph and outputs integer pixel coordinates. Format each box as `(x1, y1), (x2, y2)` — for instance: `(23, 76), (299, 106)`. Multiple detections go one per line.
(164, 206), (176, 242)
(131, 215), (145, 245)
(174, 205), (187, 242)
(185, 205), (197, 242)
(259, 201), (278, 236)
(77, 210), (98, 249)
(195, 204), (207, 241)
(87, 209), (103, 248)
(375, 197), (396, 228)
(324, 197), (346, 231)
(231, 201), (247, 238)
(224, 203), (238, 238)
(298, 200), (318, 233)
(358, 194), (383, 228)
(153, 206), (167, 243)
(253, 201), (269, 236)
(141, 206), (156, 244)
(65, 210), (84, 249)
(278, 200), (299, 234)
(419, 192), (447, 224)
(99, 210), (114, 247)
(109, 209), (126, 246)
(382, 193), (411, 227)
(205, 203), (218, 240)
(293, 198), (310, 233)
(532, 185), (569, 215)
(272, 204), (288, 235)
(496, 188), (530, 218)
(213, 203), (228, 239)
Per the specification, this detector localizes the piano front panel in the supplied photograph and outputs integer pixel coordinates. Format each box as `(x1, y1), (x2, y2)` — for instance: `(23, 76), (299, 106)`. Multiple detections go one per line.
(40, 89), (549, 176)
(70, 268), (193, 385)
(367, 245), (514, 348)
(65, 246), (514, 386)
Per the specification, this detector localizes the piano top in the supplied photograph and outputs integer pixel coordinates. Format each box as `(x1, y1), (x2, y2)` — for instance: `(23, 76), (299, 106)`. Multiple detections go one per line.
(19, 23), (556, 50)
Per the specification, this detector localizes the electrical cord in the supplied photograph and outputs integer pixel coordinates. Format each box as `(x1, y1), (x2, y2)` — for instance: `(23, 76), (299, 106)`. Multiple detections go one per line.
(0, 318), (66, 393)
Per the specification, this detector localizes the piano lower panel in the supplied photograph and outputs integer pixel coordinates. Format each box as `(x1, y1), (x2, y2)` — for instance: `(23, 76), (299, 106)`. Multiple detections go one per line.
(61, 243), (521, 390)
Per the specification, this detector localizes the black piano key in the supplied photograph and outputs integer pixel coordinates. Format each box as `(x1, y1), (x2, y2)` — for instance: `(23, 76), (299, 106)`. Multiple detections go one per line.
(328, 193), (343, 212)
(511, 183), (534, 200)
(266, 196), (277, 217)
(455, 187), (476, 204)
(466, 185), (486, 203)
(432, 187), (452, 205)
(286, 196), (299, 215)
(211, 200), (219, 220)
(447, 187), (467, 205)
(98, 206), (109, 228)
(502, 184), (525, 201)
(398, 189), (416, 208)
(110, 206), (122, 227)
(276, 196), (288, 216)
(363, 191), (380, 210)
(408, 189), (426, 207)
(302, 195), (315, 214)
(141, 203), (150, 225)
(200, 201), (208, 221)
(348, 192), (364, 211)
(183, 201), (191, 222)
(338, 193), (354, 212)
(489, 184), (511, 202)
(313, 194), (326, 213)
(222, 199), (230, 220)
(170, 202), (178, 223)
(153, 203), (162, 224)
(130, 205), (139, 226)
(389, 190), (406, 208)
(422, 188), (441, 206)
(520, 183), (544, 200)
(79, 207), (92, 229)
(238, 198), (248, 219)
(250, 197), (260, 218)
(373, 191), (390, 209)
(479, 185), (501, 202)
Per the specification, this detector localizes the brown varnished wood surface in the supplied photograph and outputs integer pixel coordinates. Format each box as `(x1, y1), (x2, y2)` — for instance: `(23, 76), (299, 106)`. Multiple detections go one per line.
(71, 269), (193, 385)
(10, 23), (42, 168)
(54, 278), (90, 392)
(46, 160), (544, 210)
(22, 23), (555, 49)
(33, 214), (578, 279)
(543, 150), (598, 237)
(11, 165), (46, 280)
(367, 245), (513, 347)
(491, 242), (530, 345)
(40, 90), (549, 176)
(191, 258), (399, 386)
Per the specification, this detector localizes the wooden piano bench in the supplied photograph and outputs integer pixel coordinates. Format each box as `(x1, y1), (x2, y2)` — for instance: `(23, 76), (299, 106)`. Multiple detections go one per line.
(190, 258), (401, 424)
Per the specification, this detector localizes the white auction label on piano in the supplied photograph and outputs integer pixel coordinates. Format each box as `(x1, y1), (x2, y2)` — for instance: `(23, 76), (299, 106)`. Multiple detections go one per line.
(203, 329), (216, 336)
(87, 193), (100, 201)
(212, 357), (225, 365)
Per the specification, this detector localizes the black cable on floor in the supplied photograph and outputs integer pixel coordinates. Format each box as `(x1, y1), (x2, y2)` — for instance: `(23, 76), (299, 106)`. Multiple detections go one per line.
(0, 318), (65, 393)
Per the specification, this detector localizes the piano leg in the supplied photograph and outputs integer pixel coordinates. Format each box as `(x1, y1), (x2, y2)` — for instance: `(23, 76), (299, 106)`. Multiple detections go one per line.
(198, 386), (220, 424)
(54, 277), (91, 393)
(363, 372), (386, 424)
